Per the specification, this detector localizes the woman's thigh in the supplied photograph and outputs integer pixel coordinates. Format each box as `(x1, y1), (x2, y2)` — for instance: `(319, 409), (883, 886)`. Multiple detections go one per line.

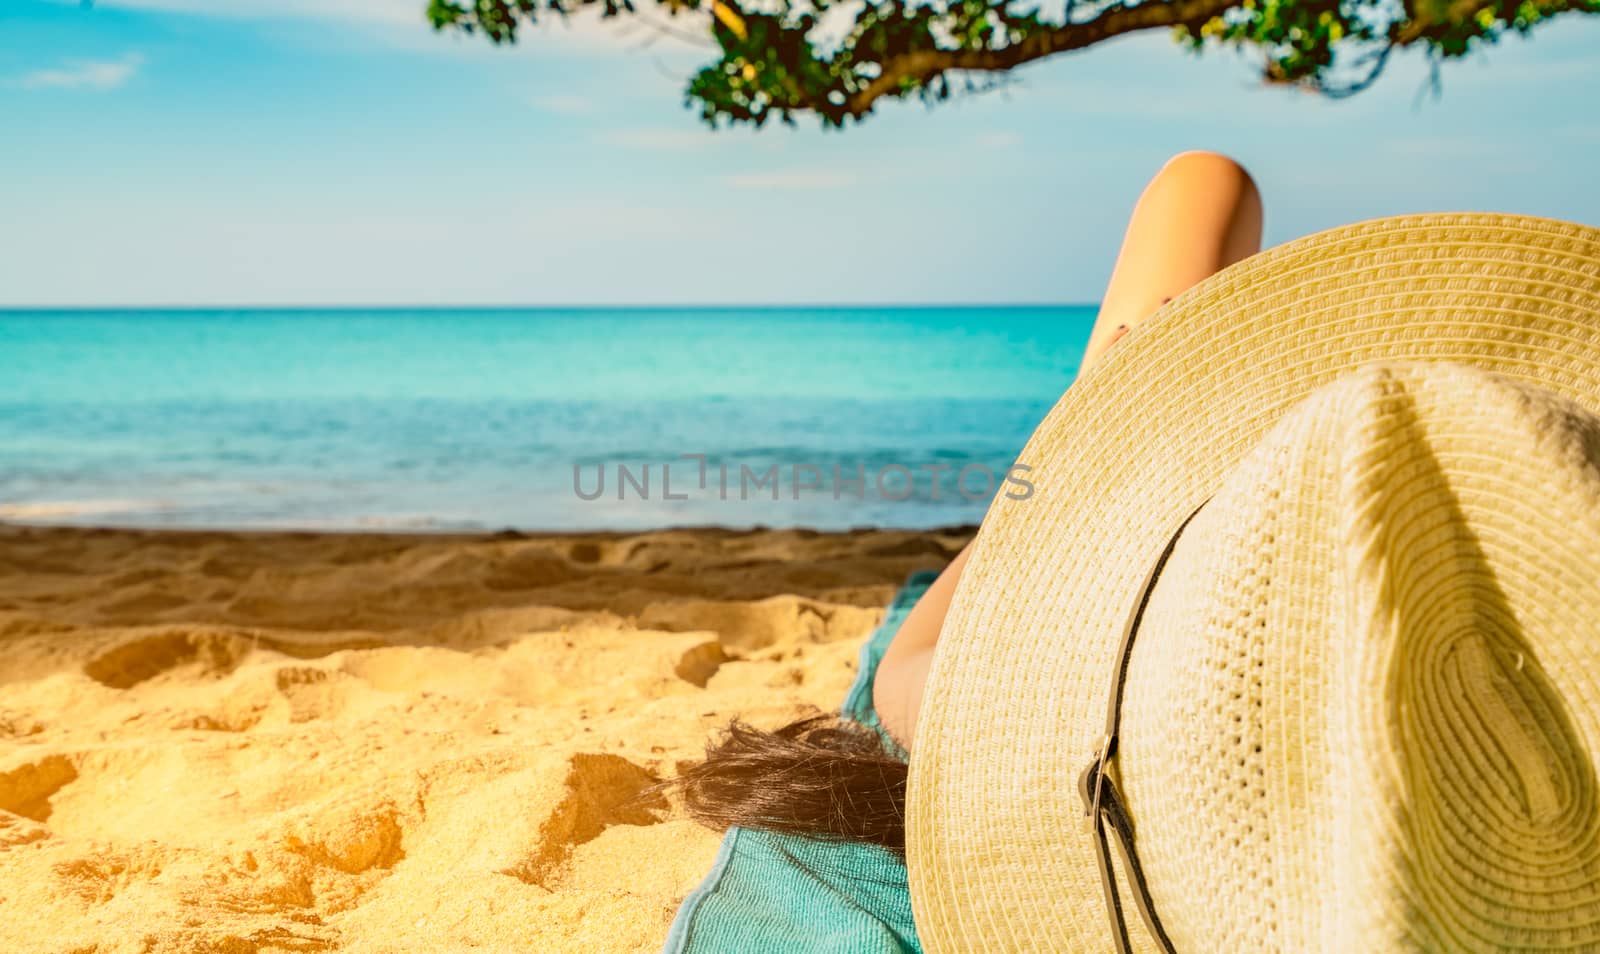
(874, 151), (1265, 750)
(1083, 151), (1264, 370)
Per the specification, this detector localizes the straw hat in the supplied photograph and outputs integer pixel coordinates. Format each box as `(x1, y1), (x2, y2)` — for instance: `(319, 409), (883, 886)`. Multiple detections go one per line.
(906, 213), (1600, 951)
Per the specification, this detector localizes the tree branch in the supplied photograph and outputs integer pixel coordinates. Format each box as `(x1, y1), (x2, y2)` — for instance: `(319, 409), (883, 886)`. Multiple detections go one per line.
(845, 0), (1239, 116)
(1393, 0), (1496, 43)
(1317, 41), (1394, 97)
(1395, 0), (1504, 42)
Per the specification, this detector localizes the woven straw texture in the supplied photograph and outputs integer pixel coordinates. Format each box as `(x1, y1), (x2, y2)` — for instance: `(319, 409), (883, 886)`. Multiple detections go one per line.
(905, 213), (1600, 952)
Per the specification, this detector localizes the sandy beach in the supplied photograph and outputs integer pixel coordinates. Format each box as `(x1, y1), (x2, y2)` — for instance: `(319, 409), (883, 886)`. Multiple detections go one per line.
(0, 521), (970, 953)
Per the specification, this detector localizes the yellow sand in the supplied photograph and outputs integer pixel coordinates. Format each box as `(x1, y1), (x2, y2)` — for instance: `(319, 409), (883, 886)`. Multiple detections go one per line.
(0, 522), (969, 953)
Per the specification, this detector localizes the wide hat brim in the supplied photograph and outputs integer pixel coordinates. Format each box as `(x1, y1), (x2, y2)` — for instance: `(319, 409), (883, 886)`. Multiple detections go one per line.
(904, 212), (1600, 950)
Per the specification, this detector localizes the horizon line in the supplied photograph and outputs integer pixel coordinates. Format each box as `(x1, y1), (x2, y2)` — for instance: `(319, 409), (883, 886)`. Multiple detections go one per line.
(0, 301), (1102, 312)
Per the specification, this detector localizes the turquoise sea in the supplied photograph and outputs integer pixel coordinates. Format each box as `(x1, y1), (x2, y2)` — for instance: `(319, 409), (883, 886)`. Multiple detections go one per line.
(0, 307), (1096, 531)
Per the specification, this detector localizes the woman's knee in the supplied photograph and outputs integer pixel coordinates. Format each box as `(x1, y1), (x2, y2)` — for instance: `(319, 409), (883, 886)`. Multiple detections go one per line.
(1153, 150), (1259, 198)
(1144, 150), (1264, 264)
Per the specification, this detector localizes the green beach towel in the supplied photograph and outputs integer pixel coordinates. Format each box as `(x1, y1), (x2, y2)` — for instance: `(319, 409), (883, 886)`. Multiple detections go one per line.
(661, 572), (934, 954)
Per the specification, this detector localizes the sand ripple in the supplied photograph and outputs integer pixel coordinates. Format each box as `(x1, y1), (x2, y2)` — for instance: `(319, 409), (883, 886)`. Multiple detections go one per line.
(0, 522), (967, 953)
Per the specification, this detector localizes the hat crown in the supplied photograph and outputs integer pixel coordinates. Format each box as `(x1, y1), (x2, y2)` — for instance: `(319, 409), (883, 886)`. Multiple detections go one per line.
(906, 213), (1600, 953)
(1122, 362), (1600, 950)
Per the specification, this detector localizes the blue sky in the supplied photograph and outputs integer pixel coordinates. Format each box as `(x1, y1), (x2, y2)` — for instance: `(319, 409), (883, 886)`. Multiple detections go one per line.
(3, 0), (1598, 306)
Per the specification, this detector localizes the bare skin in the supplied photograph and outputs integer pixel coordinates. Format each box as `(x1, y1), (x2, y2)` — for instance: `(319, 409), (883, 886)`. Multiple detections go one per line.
(873, 151), (1264, 752)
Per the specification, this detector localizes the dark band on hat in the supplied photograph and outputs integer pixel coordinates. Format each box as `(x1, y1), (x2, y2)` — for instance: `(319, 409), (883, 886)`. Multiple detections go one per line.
(1077, 499), (1207, 954)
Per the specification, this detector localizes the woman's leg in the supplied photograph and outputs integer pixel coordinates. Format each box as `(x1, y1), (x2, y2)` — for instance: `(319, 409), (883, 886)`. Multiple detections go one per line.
(1083, 151), (1264, 370)
(873, 151), (1264, 749)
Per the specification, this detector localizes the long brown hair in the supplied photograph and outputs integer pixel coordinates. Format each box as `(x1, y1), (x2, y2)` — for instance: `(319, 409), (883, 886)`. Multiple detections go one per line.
(665, 713), (909, 854)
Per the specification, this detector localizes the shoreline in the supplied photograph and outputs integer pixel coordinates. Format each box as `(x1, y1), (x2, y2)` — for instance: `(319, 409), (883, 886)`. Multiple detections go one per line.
(0, 521), (969, 952)
(0, 518), (982, 540)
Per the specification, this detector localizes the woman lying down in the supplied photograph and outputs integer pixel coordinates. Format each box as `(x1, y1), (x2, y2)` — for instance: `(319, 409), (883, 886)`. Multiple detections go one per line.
(667, 152), (1600, 953)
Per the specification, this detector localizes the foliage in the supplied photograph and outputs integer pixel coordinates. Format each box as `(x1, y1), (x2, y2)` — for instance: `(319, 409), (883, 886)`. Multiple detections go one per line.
(426, 0), (1598, 127)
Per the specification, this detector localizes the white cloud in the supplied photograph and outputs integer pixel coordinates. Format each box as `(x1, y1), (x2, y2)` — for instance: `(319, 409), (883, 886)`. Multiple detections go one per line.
(83, 0), (421, 25)
(79, 0), (713, 51)
(534, 93), (595, 114)
(603, 127), (718, 151)
(1556, 124), (1600, 145)
(975, 131), (1021, 149)
(1383, 135), (1512, 160)
(1382, 134), (1542, 175)
(43, 0), (719, 73)
(726, 170), (858, 190)
(17, 53), (145, 91)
